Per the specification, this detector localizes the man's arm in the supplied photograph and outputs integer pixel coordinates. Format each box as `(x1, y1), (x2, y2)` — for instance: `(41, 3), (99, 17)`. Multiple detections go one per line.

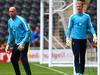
(87, 15), (97, 43)
(66, 15), (73, 47)
(7, 22), (13, 45)
(87, 15), (96, 35)
(66, 15), (73, 39)
(17, 16), (30, 51)
(18, 17), (30, 44)
(5, 22), (13, 52)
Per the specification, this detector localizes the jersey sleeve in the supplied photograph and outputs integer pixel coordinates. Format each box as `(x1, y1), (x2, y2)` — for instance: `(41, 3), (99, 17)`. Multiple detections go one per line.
(7, 21), (13, 45)
(87, 15), (96, 35)
(66, 15), (73, 39)
(19, 17), (31, 44)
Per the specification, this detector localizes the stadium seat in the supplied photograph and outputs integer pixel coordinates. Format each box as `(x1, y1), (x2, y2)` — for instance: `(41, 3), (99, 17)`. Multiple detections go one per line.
(15, 0), (23, 4)
(24, 0), (32, 4)
(6, 0), (15, 5)
(22, 3), (31, 11)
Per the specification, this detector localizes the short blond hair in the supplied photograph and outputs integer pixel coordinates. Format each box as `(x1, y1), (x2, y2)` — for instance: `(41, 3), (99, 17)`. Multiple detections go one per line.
(76, 1), (83, 6)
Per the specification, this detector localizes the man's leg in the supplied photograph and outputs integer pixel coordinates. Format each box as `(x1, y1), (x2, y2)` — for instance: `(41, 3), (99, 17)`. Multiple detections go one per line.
(80, 39), (87, 74)
(72, 39), (80, 73)
(20, 43), (32, 75)
(11, 44), (20, 75)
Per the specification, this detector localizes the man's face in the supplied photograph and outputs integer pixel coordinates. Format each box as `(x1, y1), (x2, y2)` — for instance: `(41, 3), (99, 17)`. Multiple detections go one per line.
(9, 7), (16, 18)
(76, 1), (83, 13)
(35, 27), (40, 32)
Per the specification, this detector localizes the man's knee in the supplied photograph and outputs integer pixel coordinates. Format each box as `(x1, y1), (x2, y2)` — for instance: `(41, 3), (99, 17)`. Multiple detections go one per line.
(21, 55), (28, 62)
(11, 56), (19, 63)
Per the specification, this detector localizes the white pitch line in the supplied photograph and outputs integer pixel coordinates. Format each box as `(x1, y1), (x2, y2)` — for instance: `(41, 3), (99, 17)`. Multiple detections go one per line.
(0, 72), (57, 75)
(32, 63), (69, 75)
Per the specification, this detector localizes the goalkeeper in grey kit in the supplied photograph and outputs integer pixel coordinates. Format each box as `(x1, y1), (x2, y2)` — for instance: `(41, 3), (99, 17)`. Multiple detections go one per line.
(5, 7), (31, 75)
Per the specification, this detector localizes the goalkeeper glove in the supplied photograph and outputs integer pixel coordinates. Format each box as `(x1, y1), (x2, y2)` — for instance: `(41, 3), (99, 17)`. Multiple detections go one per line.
(18, 44), (24, 51)
(93, 34), (97, 43)
(5, 45), (10, 53)
(66, 38), (71, 48)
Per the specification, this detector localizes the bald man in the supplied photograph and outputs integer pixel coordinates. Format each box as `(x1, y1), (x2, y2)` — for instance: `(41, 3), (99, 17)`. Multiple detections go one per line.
(66, 1), (97, 75)
(5, 7), (31, 75)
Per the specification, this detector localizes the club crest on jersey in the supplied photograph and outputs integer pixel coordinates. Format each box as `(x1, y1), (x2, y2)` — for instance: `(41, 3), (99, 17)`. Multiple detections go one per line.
(13, 25), (18, 31)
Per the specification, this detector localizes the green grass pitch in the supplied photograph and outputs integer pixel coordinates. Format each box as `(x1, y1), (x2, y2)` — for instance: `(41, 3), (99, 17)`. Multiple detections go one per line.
(0, 62), (97, 75)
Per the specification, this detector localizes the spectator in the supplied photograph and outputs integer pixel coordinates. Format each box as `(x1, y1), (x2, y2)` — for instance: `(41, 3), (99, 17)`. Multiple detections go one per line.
(30, 25), (40, 47)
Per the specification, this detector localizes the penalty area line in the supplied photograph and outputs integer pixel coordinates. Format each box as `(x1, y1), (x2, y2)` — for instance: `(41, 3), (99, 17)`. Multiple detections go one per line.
(32, 63), (69, 75)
